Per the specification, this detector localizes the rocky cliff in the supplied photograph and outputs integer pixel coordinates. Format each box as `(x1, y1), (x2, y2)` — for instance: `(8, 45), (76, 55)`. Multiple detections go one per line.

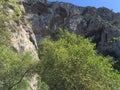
(10, 19), (38, 90)
(5, 0), (120, 89)
(6, 1), (39, 90)
(7, 1), (38, 60)
(22, 0), (120, 69)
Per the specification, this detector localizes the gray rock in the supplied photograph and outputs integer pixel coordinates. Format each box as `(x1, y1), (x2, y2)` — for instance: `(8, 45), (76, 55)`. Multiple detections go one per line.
(97, 7), (114, 21)
(23, 1), (120, 68)
(22, 0), (47, 4)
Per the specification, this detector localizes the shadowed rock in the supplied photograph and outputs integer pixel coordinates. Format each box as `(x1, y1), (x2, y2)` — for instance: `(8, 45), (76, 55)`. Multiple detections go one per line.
(23, 1), (120, 69)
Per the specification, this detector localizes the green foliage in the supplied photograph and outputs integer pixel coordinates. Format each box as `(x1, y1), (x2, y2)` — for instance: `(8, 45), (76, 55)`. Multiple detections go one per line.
(0, 45), (36, 90)
(37, 77), (49, 90)
(0, 0), (23, 19)
(108, 36), (120, 43)
(0, 2), (11, 46)
(13, 5), (23, 19)
(12, 79), (29, 90)
(0, 0), (23, 46)
(38, 29), (120, 90)
(0, 28), (11, 46)
(0, 1), (36, 90)
(8, 0), (23, 19)
(9, 0), (17, 4)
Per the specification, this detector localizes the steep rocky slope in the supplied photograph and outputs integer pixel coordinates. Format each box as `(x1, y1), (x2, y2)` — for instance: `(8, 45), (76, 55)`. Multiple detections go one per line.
(10, 19), (38, 90)
(4, 1), (39, 90)
(7, 1), (38, 60)
(23, 0), (120, 69)
(1, 0), (120, 90)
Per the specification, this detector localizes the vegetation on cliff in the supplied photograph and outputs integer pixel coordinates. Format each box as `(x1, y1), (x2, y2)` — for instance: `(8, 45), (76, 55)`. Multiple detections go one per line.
(1, 0), (120, 90)
(0, 1), (36, 90)
(0, 0), (11, 46)
(0, 46), (36, 90)
(38, 30), (120, 90)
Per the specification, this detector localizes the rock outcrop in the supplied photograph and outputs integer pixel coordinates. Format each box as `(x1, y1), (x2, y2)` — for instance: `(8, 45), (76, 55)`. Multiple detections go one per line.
(7, 1), (39, 90)
(10, 20), (38, 59)
(4, 0), (120, 89)
(23, 0), (120, 68)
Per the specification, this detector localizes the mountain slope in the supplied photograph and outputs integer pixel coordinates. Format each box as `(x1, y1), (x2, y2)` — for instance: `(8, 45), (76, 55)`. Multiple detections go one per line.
(0, 0), (39, 90)
(23, 0), (120, 69)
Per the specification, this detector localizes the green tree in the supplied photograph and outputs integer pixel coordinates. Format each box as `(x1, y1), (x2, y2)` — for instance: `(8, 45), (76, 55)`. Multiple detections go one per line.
(0, 0), (23, 46)
(0, 1), (37, 90)
(38, 30), (120, 90)
(0, 1), (11, 46)
(0, 45), (36, 90)
(37, 77), (49, 90)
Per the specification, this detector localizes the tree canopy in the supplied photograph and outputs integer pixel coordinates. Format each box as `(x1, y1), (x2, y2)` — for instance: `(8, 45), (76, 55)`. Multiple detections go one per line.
(38, 29), (120, 90)
(0, 45), (36, 90)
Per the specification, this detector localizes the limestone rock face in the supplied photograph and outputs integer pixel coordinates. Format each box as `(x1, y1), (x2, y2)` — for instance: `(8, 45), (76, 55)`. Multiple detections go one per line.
(23, 1), (120, 68)
(7, 2), (38, 60)
(10, 21), (38, 90)
(7, 2), (39, 90)
(10, 21), (38, 60)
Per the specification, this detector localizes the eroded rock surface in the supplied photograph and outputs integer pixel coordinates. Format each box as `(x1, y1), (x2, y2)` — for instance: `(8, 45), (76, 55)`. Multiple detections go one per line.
(7, 1), (39, 90)
(23, 1), (120, 67)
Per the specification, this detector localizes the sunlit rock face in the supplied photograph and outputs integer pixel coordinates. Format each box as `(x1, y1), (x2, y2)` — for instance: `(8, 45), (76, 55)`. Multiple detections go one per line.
(7, 2), (39, 90)
(23, 1), (120, 67)
(7, 2), (39, 60)
(11, 21), (38, 59)
(10, 14), (39, 90)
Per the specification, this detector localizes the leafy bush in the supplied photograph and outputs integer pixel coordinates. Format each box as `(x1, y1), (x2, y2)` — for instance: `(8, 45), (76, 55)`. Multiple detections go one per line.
(0, 0), (24, 46)
(38, 29), (120, 90)
(0, 1), (36, 90)
(0, 45), (36, 90)
(37, 77), (49, 90)
(0, 1), (11, 46)
(11, 79), (29, 90)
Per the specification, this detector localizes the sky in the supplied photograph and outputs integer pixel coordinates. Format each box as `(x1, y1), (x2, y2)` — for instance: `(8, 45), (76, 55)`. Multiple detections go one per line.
(48, 0), (120, 13)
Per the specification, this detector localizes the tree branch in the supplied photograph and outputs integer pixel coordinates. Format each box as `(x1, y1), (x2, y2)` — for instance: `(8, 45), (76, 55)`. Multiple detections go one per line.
(8, 69), (30, 90)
